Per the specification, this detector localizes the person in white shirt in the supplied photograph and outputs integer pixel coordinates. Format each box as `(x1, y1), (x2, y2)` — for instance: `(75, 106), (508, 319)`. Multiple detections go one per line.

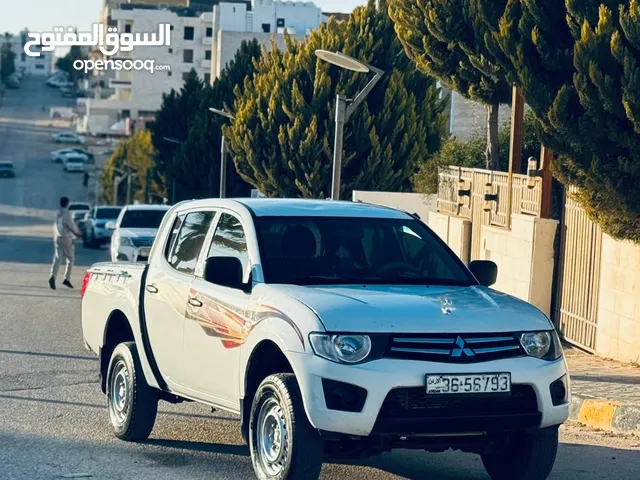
(49, 196), (82, 290)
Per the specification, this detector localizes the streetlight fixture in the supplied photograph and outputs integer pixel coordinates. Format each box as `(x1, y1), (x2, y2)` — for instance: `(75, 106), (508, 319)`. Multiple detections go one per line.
(315, 50), (385, 200)
(209, 107), (236, 199)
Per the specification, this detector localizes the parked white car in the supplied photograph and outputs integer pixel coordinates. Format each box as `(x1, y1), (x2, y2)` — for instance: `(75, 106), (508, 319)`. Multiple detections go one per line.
(108, 205), (170, 263)
(53, 132), (85, 144)
(62, 153), (87, 172)
(82, 199), (570, 480)
(52, 148), (89, 163)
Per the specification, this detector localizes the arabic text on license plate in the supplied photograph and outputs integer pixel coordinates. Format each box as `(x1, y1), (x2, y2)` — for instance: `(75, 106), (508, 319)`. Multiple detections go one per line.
(426, 373), (511, 394)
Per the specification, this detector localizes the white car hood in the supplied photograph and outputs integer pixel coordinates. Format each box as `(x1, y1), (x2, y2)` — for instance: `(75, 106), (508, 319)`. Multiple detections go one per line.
(276, 284), (553, 334)
(118, 228), (158, 238)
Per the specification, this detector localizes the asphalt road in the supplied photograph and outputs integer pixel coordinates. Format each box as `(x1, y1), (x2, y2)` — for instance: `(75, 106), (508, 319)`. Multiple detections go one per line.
(0, 78), (639, 480)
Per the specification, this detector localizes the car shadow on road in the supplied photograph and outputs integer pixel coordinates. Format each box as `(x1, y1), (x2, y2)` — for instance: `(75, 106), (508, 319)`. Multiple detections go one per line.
(143, 438), (249, 457)
(0, 234), (102, 266)
(0, 349), (96, 361)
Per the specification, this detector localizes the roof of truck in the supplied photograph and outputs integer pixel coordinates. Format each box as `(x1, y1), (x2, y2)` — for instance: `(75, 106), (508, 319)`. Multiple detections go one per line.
(174, 198), (412, 219)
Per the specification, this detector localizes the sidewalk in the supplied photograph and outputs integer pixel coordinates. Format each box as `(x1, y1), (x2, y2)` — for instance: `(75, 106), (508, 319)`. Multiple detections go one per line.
(565, 345), (640, 435)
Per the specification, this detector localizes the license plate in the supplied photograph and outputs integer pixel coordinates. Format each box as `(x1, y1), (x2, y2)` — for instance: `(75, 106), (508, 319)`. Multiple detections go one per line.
(426, 373), (511, 394)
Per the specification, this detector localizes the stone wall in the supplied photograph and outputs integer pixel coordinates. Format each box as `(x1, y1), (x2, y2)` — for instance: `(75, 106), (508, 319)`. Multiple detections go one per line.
(595, 236), (640, 363)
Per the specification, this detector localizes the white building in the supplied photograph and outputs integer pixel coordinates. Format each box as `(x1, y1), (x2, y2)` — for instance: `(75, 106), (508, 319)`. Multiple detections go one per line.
(83, 0), (327, 129)
(6, 31), (52, 76)
(86, 3), (215, 127)
(211, 0), (327, 79)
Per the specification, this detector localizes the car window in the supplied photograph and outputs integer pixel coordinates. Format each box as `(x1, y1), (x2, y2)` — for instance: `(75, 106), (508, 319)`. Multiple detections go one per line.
(167, 211), (216, 275)
(254, 216), (475, 286)
(207, 213), (250, 280)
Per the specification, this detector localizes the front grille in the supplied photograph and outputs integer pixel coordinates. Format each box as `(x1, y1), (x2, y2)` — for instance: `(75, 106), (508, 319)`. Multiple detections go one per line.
(379, 385), (538, 419)
(131, 237), (154, 247)
(386, 333), (525, 363)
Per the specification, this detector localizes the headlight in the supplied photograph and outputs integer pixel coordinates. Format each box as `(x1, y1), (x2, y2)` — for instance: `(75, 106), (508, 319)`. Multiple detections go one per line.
(520, 331), (563, 361)
(309, 334), (372, 364)
(119, 237), (133, 247)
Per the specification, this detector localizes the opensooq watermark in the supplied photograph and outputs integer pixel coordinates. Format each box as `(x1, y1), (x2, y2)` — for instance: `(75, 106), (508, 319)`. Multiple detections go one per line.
(24, 24), (172, 74)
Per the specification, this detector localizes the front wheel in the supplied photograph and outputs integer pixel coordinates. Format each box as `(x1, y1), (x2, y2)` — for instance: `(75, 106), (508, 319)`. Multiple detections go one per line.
(482, 427), (559, 480)
(106, 342), (158, 441)
(249, 374), (323, 480)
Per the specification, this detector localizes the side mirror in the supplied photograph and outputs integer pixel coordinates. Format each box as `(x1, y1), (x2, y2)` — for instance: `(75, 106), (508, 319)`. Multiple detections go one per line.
(105, 221), (116, 231)
(469, 260), (498, 287)
(204, 256), (249, 292)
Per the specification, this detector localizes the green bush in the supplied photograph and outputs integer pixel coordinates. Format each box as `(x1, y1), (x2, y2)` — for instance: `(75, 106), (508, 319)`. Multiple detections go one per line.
(413, 111), (541, 194)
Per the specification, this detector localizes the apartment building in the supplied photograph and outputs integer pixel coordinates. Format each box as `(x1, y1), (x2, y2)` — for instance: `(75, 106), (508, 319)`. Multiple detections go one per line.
(211, 0), (327, 79)
(5, 30), (52, 76)
(82, 0), (326, 131)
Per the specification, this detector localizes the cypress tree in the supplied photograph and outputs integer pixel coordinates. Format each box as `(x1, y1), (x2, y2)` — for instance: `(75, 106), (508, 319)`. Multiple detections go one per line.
(225, 2), (447, 199)
(389, 0), (512, 169)
(495, 0), (640, 241)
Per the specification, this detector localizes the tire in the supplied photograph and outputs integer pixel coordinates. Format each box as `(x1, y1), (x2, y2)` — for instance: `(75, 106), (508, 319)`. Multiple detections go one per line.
(106, 342), (158, 441)
(481, 426), (559, 480)
(249, 374), (323, 480)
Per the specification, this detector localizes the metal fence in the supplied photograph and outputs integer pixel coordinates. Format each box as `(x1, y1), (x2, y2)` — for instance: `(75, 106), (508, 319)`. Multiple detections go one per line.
(554, 187), (602, 351)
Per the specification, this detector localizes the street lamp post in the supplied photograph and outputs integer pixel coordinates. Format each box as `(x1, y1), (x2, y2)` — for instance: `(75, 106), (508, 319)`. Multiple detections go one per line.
(209, 108), (235, 199)
(314, 50), (384, 200)
(162, 136), (183, 204)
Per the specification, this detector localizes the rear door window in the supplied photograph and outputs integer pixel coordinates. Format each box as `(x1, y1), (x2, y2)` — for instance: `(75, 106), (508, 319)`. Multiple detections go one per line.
(167, 211), (216, 275)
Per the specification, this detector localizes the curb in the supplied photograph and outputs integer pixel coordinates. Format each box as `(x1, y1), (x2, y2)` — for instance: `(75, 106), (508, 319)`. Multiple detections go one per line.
(570, 395), (640, 435)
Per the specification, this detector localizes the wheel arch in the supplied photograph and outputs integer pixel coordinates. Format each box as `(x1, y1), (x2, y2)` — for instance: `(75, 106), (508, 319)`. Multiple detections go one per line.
(100, 310), (135, 393)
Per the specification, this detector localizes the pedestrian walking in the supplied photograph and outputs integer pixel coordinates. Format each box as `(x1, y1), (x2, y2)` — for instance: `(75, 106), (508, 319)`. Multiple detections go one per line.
(49, 196), (82, 290)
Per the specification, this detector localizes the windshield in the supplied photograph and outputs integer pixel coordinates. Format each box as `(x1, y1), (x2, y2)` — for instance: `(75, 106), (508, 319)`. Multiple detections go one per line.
(255, 216), (476, 286)
(120, 209), (167, 229)
(0, 163), (14, 169)
(96, 207), (122, 219)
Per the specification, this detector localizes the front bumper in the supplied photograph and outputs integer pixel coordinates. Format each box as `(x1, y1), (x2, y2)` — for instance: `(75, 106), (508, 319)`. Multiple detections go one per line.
(290, 352), (570, 437)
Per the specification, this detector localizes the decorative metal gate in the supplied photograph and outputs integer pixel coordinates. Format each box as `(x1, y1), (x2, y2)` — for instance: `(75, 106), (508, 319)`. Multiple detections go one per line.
(554, 188), (602, 351)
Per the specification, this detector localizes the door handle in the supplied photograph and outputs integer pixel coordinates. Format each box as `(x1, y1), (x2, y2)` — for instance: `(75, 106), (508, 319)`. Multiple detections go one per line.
(146, 284), (158, 294)
(188, 297), (203, 308)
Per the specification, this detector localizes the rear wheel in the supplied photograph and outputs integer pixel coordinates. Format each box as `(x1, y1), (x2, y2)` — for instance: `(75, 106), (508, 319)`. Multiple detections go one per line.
(249, 374), (323, 480)
(106, 342), (158, 441)
(481, 427), (559, 480)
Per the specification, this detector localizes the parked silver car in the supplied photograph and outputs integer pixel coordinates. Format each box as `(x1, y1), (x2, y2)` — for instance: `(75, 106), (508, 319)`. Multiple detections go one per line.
(82, 206), (123, 248)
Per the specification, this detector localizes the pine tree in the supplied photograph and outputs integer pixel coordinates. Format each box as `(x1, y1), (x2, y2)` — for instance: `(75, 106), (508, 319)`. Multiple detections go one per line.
(151, 42), (260, 201)
(224, 2), (447, 199)
(389, 0), (511, 169)
(495, 0), (640, 241)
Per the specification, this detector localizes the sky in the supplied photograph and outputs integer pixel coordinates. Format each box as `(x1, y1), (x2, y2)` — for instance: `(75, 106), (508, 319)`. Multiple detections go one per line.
(0, 0), (367, 35)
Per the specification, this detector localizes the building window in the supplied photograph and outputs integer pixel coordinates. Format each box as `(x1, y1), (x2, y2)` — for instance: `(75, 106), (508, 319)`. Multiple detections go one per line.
(121, 110), (131, 118)
(277, 18), (285, 28)
(168, 48), (173, 54)
(36, 64), (45, 69)
(183, 49), (194, 63)
(204, 73), (211, 85)
(262, 23), (271, 33)
(170, 25), (174, 31)
(182, 72), (190, 82)
(21, 53), (26, 62)
(184, 26), (194, 40)
(124, 24), (132, 33)
(206, 27), (212, 37)
(205, 50), (211, 60)
(168, 71), (172, 77)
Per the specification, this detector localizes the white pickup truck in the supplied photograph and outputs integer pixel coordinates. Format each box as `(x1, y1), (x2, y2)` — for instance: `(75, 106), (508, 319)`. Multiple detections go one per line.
(81, 198), (570, 480)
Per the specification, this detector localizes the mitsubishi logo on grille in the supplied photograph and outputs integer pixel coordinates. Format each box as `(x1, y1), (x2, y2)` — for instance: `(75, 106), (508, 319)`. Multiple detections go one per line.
(451, 336), (475, 357)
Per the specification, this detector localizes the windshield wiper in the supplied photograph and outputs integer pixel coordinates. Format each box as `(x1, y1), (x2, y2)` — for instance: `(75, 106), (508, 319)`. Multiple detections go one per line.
(378, 274), (472, 286)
